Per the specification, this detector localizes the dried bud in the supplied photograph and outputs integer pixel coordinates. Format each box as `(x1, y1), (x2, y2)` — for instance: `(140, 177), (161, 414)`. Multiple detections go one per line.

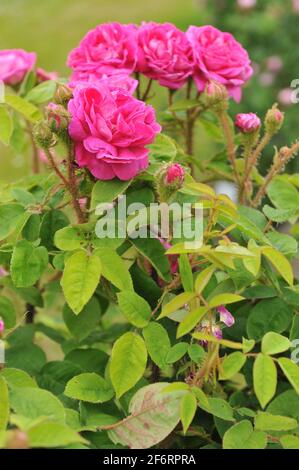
(45, 102), (71, 134)
(33, 121), (57, 149)
(205, 81), (229, 111)
(54, 83), (73, 106)
(235, 113), (261, 134)
(6, 430), (29, 449)
(156, 163), (185, 202)
(265, 104), (284, 135)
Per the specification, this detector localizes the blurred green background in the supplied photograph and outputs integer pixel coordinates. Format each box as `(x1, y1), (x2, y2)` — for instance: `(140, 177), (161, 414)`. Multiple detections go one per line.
(1, 0), (299, 181)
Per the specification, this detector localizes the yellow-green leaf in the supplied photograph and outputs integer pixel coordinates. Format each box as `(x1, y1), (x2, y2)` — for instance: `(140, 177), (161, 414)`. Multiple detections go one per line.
(262, 246), (293, 286)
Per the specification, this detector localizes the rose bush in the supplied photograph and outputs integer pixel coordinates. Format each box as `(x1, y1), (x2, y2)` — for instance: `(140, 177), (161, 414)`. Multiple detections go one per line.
(0, 21), (299, 451)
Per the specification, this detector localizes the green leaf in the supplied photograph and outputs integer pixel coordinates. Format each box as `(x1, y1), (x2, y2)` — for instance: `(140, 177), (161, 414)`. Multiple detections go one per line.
(130, 237), (171, 282)
(180, 392), (197, 434)
(0, 377), (9, 430)
(26, 80), (56, 105)
(263, 205), (298, 223)
(253, 354), (277, 408)
(219, 352), (247, 380)
(204, 398), (235, 421)
(65, 373), (114, 403)
(0, 105), (13, 145)
(142, 322), (171, 369)
(0, 368), (37, 388)
(208, 293), (244, 308)
(177, 307), (208, 338)
(110, 332), (147, 398)
(148, 133), (177, 161)
(54, 226), (86, 251)
(278, 358), (299, 393)
(262, 246), (293, 286)
(28, 422), (87, 448)
(6, 344), (46, 375)
(105, 383), (184, 449)
(267, 177), (299, 210)
(158, 292), (195, 319)
(280, 435), (299, 449)
(117, 291), (151, 328)
(10, 240), (48, 287)
(40, 209), (69, 251)
(223, 420), (267, 449)
(267, 231), (298, 255)
(261, 332), (292, 355)
(95, 247), (133, 292)
(5, 94), (42, 122)
(10, 387), (65, 423)
(91, 179), (131, 210)
(166, 343), (189, 364)
(0, 296), (16, 328)
(194, 265), (215, 294)
(247, 298), (292, 341)
(188, 344), (205, 363)
(0, 204), (25, 241)
(63, 297), (101, 341)
(61, 250), (102, 314)
(178, 254), (193, 292)
(169, 98), (199, 112)
(254, 412), (297, 432)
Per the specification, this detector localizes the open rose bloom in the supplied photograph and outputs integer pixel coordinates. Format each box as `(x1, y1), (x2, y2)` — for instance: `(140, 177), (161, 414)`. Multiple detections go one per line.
(68, 82), (161, 180)
(187, 25), (253, 102)
(136, 22), (194, 89)
(67, 22), (137, 78)
(0, 49), (36, 85)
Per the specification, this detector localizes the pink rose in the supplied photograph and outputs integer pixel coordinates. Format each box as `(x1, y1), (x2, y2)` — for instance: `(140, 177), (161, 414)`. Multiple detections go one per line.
(68, 82), (161, 180)
(0, 49), (36, 85)
(0, 318), (4, 333)
(136, 22), (194, 89)
(69, 71), (138, 94)
(67, 23), (138, 77)
(235, 113), (261, 133)
(186, 25), (253, 102)
(36, 67), (59, 83)
(165, 163), (185, 185)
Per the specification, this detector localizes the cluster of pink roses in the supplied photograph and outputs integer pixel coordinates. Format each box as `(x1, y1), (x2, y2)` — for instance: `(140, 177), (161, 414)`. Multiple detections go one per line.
(67, 22), (252, 180)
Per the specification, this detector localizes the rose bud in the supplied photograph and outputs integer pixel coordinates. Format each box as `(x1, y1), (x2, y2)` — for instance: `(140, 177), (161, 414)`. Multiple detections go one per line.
(205, 81), (229, 110)
(0, 318), (4, 336)
(54, 83), (73, 106)
(33, 121), (57, 149)
(235, 113), (261, 133)
(156, 163), (185, 202)
(265, 104), (284, 135)
(45, 102), (71, 134)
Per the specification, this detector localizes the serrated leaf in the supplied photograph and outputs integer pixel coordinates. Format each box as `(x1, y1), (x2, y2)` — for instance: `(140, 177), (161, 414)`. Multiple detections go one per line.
(177, 307), (208, 338)
(91, 179), (131, 210)
(10, 240), (48, 287)
(262, 246), (293, 286)
(261, 332), (292, 355)
(110, 332), (147, 398)
(96, 247), (133, 292)
(10, 387), (65, 423)
(180, 392), (197, 434)
(194, 265), (215, 294)
(61, 250), (102, 314)
(143, 322), (171, 369)
(223, 420), (267, 449)
(63, 297), (101, 341)
(208, 293), (244, 308)
(28, 422), (87, 448)
(103, 383), (184, 449)
(64, 373), (114, 403)
(178, 254), (193, 292)
(219, 352), (247, 380)
(253, 354), (277, 408)
(254, 412), (297, 432)
(117, 291), (151, 328)
(158, 292), (195, 319)
(0, 204), (25, 241)
(25, 80), (56, 105)
(5, 94), (42, 122)
(278, 358), (299, 393)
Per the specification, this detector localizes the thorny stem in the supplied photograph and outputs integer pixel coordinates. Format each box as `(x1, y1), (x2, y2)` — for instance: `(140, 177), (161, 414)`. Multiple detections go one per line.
(240, 132), (271, 204)
(135, 72), (141, 100)
(217, 110), (241, 186)
(252, 141), (299, 207)
(27, 123), (40, 174)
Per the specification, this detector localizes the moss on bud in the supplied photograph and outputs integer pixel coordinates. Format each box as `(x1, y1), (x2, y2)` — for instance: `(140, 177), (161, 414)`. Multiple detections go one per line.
(265, 104), (284, 135)
(33, 121), (57, 149)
